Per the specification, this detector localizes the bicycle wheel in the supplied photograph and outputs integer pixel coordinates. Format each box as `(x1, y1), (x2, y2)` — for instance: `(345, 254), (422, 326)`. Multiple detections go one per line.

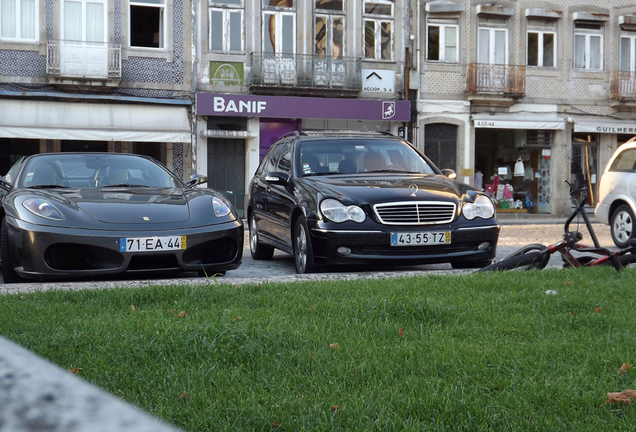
(476, 251), (546, 272)
(500, 244), (550, 269)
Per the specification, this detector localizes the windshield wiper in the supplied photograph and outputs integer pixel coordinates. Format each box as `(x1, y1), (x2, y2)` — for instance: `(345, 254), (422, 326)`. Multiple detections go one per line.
(27, 184), (68, 189)
(303, 172), (335, 177)
(102, 184), (151, 188)
(364, 169), (417, 174)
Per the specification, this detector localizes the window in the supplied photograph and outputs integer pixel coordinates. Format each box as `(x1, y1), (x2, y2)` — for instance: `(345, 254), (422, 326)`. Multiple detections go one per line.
(573, 21), (603, 71)
(609, 148), (636, 172)
(209, 0), (243, 53)
(263, 0), (295, 55)
(0, 0), (37, 41)
(62, 0), (106, 43)
(364, 0), (393, 60)
(620, 31), (636, 72)
(527, 18), (556, 67)
(315, 0), (344, 59)
(130, 0), (165, 48)
(427, 18), (458, 63)
(478, 16), (508, 64)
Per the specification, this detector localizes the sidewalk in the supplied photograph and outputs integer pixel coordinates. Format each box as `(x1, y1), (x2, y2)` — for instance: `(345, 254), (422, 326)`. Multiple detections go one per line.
(496, 211), (600, 226)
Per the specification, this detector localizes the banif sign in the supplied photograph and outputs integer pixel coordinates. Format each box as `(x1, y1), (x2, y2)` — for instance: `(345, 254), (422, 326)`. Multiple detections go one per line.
(196, 93), (410, 122)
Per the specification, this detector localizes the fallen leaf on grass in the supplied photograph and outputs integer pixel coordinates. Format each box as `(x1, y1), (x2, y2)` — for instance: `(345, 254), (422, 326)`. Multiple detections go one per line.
(68, 368), (82, 374)
(130, 304), (136, 311)
(177, 311), (186, 318)
(329, 343), (340, 350)
(177, 391), (189, 400)
(564, 281), (572, 285)
(604, 389), (636, 404)
(619, 363), (632, 375)
(170, 309), (173, 315)
(398, 327), (404, 337)
(272, 421), (280, 428)
(594, 307), (602, 313)
(234, 316), (241, 321)
(331, 405), (340, 411)
(19, 296), (24, 300)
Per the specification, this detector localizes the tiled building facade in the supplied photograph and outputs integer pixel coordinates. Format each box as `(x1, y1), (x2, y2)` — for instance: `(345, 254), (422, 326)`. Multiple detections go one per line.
(0, 0), (194, 177)
(3, 0), (636, 217)
(413, 0), (636, 215)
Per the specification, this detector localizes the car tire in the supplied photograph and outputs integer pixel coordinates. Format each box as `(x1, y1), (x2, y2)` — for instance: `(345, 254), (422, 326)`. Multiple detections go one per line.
(249, 215), (274, 260)
(451, 259), (492, 269)
(1, 217), (22, 284)
(293, 215), (315, 274)
(610, 204), (635, 248)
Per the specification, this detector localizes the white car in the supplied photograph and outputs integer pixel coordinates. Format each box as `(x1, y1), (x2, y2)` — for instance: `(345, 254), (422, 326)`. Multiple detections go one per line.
(595, 137), (636, 247)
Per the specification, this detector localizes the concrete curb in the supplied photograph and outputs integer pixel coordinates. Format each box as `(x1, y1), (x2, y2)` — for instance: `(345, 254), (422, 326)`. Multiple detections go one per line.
(0, 336), (183, 432)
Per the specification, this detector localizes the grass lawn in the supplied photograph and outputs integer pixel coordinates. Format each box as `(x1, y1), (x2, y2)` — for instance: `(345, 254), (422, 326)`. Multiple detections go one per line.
(1, 267), (636, 431)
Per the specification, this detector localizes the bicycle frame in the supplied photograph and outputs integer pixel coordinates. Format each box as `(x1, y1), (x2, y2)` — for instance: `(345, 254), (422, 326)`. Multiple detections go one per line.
(550, 182), (622, 270)
(477, 181), (636, 272)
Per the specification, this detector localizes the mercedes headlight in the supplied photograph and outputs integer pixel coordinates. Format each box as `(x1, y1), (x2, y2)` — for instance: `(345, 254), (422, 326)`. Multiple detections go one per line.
(23, 198), (65, 220)
(463, 195), (495, 220)
(320, 198), (366, 223)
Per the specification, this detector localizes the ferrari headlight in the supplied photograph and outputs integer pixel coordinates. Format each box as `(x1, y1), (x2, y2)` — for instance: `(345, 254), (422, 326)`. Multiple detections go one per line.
(212, 196), (231, 217)
(320, 198), (366, 223)
(463, 195), (495, 220)
(23, 198), (65, 220)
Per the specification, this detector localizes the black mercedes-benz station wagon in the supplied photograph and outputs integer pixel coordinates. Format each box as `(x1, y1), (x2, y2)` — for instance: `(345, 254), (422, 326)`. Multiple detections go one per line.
(247, 131), (499, 273)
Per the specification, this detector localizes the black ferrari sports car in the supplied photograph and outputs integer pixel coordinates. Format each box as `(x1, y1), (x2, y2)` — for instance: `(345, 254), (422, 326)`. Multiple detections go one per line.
(247, 131), (499, 273)
(0, 153), (243, 282)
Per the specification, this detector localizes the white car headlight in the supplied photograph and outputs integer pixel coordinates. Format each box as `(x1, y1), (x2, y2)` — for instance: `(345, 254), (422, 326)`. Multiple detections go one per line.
(23, 198), (65, 220)
(463, 195), (495, 220)
(212, 196), (231, 217)
(320, 198), (366, 223)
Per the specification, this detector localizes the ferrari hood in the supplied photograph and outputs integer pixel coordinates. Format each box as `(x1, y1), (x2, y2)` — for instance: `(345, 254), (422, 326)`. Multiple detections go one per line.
(301, 174), (474, 203)
(62, 188), (190, 223)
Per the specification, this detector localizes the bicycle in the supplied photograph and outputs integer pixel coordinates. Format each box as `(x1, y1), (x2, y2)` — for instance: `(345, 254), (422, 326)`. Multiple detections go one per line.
(476, 180), (636, 272)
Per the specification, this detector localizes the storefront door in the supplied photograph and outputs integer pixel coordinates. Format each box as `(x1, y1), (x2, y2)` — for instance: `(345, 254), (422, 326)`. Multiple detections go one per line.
(571, 133), (600, 207)
(207, 138), (246, 218)
(424, 123), (457, 171)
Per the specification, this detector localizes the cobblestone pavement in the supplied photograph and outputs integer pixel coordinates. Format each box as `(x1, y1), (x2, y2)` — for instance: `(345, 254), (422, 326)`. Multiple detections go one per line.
(0, 221), (619, 296)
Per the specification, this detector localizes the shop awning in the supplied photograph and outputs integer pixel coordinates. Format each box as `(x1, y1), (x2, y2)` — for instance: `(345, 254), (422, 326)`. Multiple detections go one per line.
(472, 113), (565, 130)
(573, 118), (636, 134)
(0, 99), (192, 142)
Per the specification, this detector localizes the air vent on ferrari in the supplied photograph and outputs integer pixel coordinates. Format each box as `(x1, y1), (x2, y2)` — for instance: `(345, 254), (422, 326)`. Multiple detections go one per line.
(374, 201), (456, 225)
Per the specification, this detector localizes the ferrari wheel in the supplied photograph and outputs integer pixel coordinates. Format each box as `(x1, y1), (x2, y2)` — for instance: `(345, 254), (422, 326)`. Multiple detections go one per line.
(293, 215), (315, 274)
(1, 218), (22, 284)
(249, 215), (274, 260)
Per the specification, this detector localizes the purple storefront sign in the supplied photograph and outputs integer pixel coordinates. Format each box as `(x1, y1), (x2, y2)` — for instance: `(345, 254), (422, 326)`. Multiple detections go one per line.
(196, 93), (410, 122)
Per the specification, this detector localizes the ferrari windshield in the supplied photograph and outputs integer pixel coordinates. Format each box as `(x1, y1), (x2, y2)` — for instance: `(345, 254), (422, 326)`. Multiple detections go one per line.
(18, 154), (183, 189)
(298, 139), (439, 177)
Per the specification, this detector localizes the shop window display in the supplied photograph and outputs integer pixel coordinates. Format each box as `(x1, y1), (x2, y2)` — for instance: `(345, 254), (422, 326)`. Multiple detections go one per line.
(477, 129), (552, 213)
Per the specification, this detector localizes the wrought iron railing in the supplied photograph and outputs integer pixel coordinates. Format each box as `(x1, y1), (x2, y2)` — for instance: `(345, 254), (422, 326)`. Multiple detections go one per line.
(466, 63), (525, 96)
(610, 71), (636, 100)
(248, 52), (362, 90)
(46, 39), (121, 80)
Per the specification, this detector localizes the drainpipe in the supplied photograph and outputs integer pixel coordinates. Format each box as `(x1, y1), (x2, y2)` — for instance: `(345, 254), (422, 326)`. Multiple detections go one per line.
(189, 0), (199, 175)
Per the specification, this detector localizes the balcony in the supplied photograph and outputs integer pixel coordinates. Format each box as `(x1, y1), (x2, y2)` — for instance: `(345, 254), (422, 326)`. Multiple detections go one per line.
(466, 63), (525, 105)
(610, 71), (636, 108)
(46, 39), (121, 89)
(248, 52), (362, 97)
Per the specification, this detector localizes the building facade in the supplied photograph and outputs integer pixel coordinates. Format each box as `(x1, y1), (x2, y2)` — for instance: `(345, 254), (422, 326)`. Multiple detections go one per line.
(4, 0), (635, 217)
(412, 0), (636, 215)
(194, 0), (412, 217)
(0, 0), (194, 178)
